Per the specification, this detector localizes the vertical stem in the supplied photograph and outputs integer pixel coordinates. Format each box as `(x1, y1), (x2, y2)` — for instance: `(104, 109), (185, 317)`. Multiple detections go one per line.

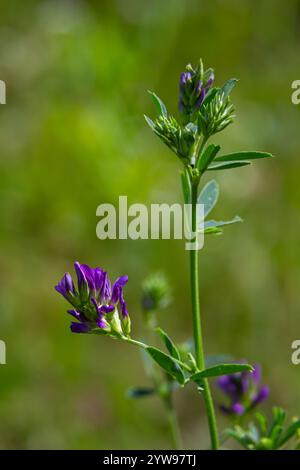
(144, 314), (183, 450)
(165, 396), (182, 450)
(190, 182), (219, 450)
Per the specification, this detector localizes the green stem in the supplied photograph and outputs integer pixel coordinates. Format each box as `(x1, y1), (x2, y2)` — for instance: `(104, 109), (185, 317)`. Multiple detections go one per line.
(164, 396), (182, 450)
(125, 337), (191, 372)
(125, 328), (183, 449)
(190, 181), (219, 450)
(144, 316), (183, 450)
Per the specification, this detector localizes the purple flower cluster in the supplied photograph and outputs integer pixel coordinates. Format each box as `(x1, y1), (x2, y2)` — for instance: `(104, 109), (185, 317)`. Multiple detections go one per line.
(55, 262), (130, 335)
(178, 63), (214, 118)
(217, 364), (269, 416)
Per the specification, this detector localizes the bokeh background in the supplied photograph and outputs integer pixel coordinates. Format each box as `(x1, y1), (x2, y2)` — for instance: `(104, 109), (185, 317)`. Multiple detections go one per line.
(0, 0), (300, 449)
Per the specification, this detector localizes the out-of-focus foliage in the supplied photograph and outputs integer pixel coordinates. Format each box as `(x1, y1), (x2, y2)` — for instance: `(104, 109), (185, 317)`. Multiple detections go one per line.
(0, 0), (300, 449)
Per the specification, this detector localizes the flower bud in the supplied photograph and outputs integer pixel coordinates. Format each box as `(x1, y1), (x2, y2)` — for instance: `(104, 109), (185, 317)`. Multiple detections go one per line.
(178, 60), (214, 122)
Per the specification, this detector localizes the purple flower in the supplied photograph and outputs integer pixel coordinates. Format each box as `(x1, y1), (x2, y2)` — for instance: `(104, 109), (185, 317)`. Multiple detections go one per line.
(217, 363), (269, 417)
(55, 272), (77, 304)
(55, 262), (130, 336)
(178, 61), (214, 120)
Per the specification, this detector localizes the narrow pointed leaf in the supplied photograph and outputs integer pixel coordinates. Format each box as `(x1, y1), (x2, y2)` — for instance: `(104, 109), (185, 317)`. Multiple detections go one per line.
(146, 347), (185, 385)
(148, 91), (167, 117)
(278, 419), (300, 447)
(198, 179), (219, 217)
(144, 114), (155, 130)
(156, 328), (180, 360)
(255, 412), (268, 435)
(215, 151), (273, 162)
(221, 78), (238, 99)
(204, 355), (234, 368)
(207, 160), (251, 171)
(191, 363), (253, 383)
(202, 87), (220, 106)
(197, 144), (220, 172)
(203, 226), (223, 235)
(204, 216), (242, 229)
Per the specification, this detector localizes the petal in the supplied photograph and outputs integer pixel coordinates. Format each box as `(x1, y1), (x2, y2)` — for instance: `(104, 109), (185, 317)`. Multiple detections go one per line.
(70, 322), (91, 334)
(79, 264), (96, 290)
(251, 386), (269, 407)
(251, 364), (262, 385)
(55, 272), (75, 300)
(96, 318), (107, 329)
(67, 309), (80, 319)
(231, 403), (245, 416)
(120, 296), (128, 318)
(91, 296), (100, 314)
(100, 272), (111, 302)
(74, 262), (88, 289)
(67, 309), (88, 323)
(111, 275), (128, 304)
(94, 267), (104, 292)
(99, 305), (115, 314)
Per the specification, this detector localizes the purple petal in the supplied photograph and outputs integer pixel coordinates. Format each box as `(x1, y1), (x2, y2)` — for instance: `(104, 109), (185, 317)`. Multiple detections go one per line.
(205, 71), (214, 88)
(251, 386), (269, 407)
(94, 267), (103, 292)
(70, 322), (91, 334)
(74, 262), (88, 289)
(231, 403), (245, 416)
(99, 304), (115, 314)
(100, 272), (111, 302)
(251, 364), (262, 385)
(67, 309), (80, 319)
(79, 264), (96, 290)
(179, 72), (191, 91)
(91, 296), (100, 314)
(111, 275), (128, 304)
(96, 318), (107, 329)
(120, 296), (128, 317)
(55, 272), (75, 300)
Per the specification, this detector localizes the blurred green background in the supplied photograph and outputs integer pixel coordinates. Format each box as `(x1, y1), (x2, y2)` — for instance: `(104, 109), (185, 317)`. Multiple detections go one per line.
(0, 0), (300, 449)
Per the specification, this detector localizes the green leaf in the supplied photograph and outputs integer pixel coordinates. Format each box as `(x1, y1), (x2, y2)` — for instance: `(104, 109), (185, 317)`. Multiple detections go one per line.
(278, 419), (300, 448)
(215, 151), (273, 162)
(191, 363), (253, 383)
(255, 412), (268, 435)
(197, 144), (220, 172)
(180, 168), (191, 204)
(202, 87), (219, 106)
(207, 160), (251, 171)
(203, 226), (223, 235)
(156, 328), (180, 360)
(127, 387), (156, 398)
(221, 78), (238, 99)
(204, 216), (242, 229)
(144, 114), (155, 130)
(148, 91), (167, 117)
(146, 347), (185, 385)
(198, 179), (219, 217)
(269, 425), (283, 447)
(204, 355), (234, 368)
